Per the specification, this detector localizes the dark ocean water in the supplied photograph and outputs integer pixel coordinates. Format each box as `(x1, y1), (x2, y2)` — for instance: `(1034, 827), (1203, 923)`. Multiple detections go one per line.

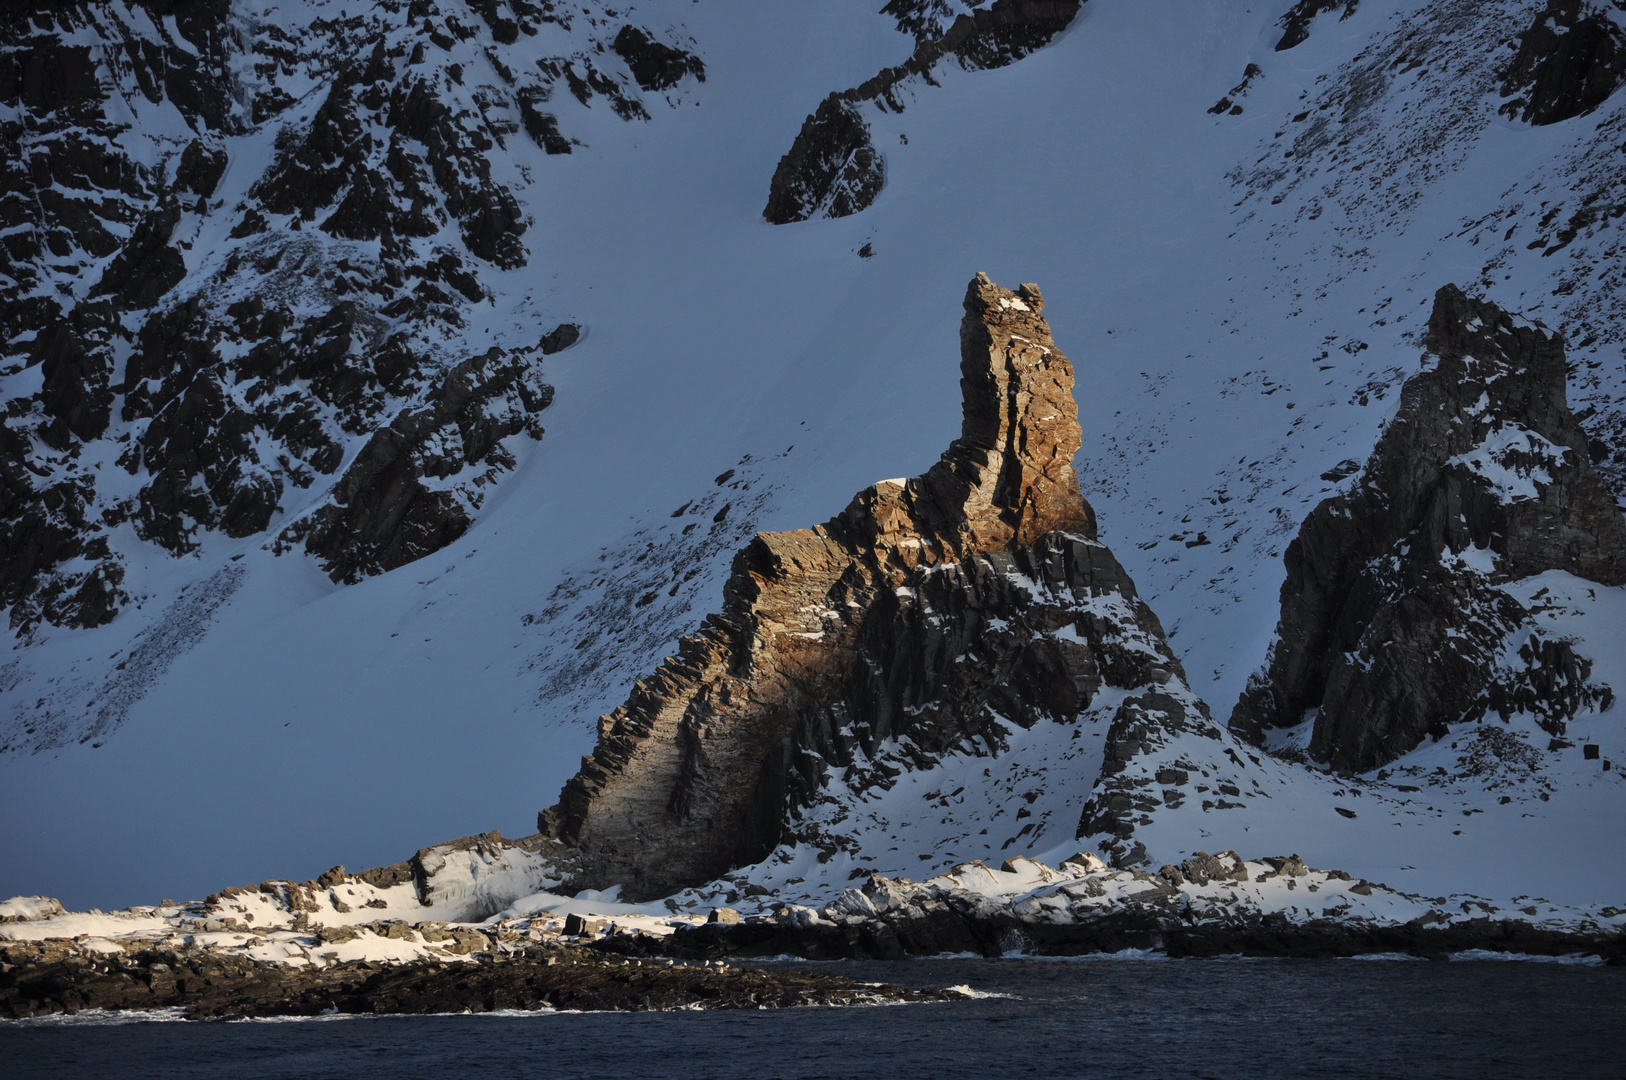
(5, 955), (1622, 1079)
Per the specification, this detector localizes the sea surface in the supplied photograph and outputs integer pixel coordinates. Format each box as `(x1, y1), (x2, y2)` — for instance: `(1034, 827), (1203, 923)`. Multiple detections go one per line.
(4, 955), (1622, 1079)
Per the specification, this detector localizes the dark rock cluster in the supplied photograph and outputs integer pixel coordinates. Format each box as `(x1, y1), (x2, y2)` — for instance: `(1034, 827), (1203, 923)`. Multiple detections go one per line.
(1233, 285), (1626, 771)
(763, 98), (886, 225)
(764, 0), (1083, 223)
(0, 939), (946, 1019)
(279, 343), (555, 583)
(0, 2), (686, 634)
(1274, 1), (1362, 52)
(1500, 0), (1626, 126)
(661, 905), (1626, 963)
(0, 2), (243, 631)
(612, 26), (705, 93)
(596, 864), (1626, 964)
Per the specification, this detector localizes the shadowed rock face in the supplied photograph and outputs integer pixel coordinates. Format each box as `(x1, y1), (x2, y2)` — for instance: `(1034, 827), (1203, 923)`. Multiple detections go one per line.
(1273, 1), (1361, 52)
(763, 98), (886, 226)
(612, 26), (705, 93)
(0, 2), (676, 634)
(543, 274), (1100, 898)
(763, 0), (1083, 224)
(1232, 284), (1626, 772)
(1500, 0), (1626, 127)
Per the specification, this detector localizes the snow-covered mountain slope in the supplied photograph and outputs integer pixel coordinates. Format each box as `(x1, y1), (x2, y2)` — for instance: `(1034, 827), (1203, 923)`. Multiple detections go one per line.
(3, 0), (1625, 913)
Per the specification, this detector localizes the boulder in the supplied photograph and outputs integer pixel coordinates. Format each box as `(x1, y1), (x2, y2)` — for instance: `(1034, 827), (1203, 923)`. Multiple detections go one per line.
(1061, 852), (1109, 874)
(564, 913), (606, 935)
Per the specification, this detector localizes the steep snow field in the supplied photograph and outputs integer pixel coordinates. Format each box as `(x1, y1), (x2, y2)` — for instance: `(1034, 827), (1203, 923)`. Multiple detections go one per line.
(4, 0), (1623, 910)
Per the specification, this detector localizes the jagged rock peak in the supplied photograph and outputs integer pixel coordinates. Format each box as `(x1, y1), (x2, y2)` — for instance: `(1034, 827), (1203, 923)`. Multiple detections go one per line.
(829, 273), (1093, 562)
(540, 274), (1095, 899)
(1232, 284), (1626, 772)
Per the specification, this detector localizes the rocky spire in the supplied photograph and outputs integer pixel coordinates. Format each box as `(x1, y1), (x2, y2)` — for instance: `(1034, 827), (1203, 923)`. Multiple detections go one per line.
(1232, 284), (1626, 771)
(540, 274), (1096, 899)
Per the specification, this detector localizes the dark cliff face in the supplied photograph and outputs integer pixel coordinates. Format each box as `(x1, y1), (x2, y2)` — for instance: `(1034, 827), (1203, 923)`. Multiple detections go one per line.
(763, 0), (1083, 225)
(1273, 1), (1361, 52)
(0, 1), (241, 631)
(0, 3), (699, 634)
(1500, 0), (1626, 127)
(1232, 285), (1626, 773)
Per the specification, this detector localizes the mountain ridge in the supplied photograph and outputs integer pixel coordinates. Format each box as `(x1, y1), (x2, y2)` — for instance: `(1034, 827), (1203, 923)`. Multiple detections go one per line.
(2, 0), (1625, 916)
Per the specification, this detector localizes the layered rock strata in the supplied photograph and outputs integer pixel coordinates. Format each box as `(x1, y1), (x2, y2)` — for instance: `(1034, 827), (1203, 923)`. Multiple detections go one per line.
(542, 274), (1213, 897)
(1232, 285), (1626, 771)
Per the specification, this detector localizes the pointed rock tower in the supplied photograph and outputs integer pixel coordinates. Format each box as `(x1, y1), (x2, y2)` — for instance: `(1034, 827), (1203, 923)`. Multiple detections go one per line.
(539, 274), (1203, 897)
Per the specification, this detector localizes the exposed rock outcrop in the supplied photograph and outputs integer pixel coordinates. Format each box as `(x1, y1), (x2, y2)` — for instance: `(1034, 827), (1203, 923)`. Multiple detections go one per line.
(0, 3), (686, 636)
(763, 98), (886, 226)
(540, 274), (1214, 897)
(1500, 0), (1626, 126)
(626, 856), (1626, 963)
(764, 0), (1083, 223)
(279, 345), (554, 584)
(612, 26), (705, 93)
(0, 941), (946, 1019)
(1232, 285), (1626, 772)
(1274, 1), (1361, 52)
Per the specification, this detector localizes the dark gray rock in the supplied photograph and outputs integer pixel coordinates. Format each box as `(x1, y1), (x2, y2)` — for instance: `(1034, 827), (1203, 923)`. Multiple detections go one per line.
(1500, 0), (1626, 126)
(1177, 850), (1248, 887)
(1076, 690), (1218, 869)
(90, 198), (185, 309)
(1262, 854), (1311, 878)
(33, 319), (110, 446)
(0, 938), (943, 1018)
(1232, 285), (1626, 771)
(285, 347), (552, 583)
(540, 323), (581, 354)
(764, 0), (1081, 224)
(1274, 1), (1361, 52)
(0, 2), (641, 635)
(517, 86), (572, 154)
(612, 26), (704, 92)
(173, 138), (227, 198)
(764, 97), (884, 225)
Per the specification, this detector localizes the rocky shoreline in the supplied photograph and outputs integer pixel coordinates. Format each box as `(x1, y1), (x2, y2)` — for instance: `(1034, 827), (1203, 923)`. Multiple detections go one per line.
(7, 851), (1623, 1020)
(0, 939), (953, 1021)
(5, 912), (1618, 1024)
(649, 909), (1626, 965)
